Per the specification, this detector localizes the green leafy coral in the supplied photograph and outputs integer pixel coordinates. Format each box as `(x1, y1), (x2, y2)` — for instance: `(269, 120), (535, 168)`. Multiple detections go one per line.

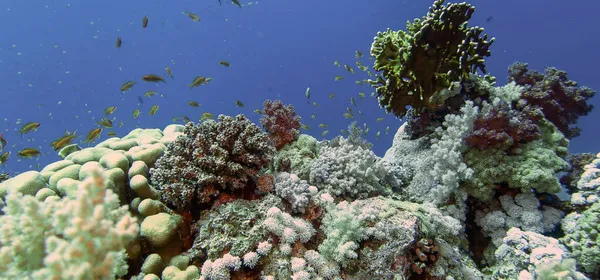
(464, 120), (569, 201)
(189, 194), (282, 260)
(369, 0), (494, 118)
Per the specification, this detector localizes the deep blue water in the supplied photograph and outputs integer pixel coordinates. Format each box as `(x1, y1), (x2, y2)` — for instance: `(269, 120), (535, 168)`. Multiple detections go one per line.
(0, 0), (598, 174)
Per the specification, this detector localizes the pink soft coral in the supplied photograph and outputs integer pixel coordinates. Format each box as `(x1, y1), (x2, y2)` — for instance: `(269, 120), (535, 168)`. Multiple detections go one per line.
(260, 100), (302, 150)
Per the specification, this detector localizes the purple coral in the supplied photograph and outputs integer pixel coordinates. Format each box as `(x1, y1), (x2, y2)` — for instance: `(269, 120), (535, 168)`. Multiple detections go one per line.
(150, 114), (276, 211)
(508, 62), (595, 139)
(260, 100), (302, 150)
(466, 104), (542, 152)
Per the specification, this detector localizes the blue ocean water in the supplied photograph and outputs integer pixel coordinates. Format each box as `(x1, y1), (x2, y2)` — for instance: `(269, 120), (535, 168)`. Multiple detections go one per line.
(0, 0), (598, 175)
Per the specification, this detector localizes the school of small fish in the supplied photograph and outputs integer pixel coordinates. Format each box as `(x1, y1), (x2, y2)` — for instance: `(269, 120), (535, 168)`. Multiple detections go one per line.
(0, 1), (391, 169)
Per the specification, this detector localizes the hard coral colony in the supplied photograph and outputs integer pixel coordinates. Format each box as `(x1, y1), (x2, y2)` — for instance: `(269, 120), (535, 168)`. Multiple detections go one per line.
(0, 1), (598, 280)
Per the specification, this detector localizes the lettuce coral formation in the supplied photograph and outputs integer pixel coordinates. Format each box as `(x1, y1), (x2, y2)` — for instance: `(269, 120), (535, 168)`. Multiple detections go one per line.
(0, 0), (599, 279)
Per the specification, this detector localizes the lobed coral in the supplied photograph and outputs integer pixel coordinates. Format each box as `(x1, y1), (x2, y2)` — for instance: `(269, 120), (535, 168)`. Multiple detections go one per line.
(150, 114), (276, 211)
(260, 100), (302, 150)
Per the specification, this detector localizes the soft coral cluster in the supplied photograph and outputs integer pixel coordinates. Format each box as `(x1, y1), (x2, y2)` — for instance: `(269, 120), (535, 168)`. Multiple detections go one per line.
(150, 114), (276, 211)
(508, 62), (595, 139)
(466, 103), (543, 152)
(260, 100), (302, 150)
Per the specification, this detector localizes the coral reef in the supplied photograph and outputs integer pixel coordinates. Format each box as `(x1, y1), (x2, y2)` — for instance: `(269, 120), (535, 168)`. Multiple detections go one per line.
(1, 1), (599, 279)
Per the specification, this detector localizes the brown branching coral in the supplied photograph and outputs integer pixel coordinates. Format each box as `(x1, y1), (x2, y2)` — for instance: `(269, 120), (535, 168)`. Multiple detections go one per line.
(508, 62), (595, 139)
(260, 100), (302, 150)
(150, 114), (276, 211)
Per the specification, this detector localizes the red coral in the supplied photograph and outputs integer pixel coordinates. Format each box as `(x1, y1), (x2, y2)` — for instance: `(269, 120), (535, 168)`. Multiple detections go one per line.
(257, 174), (275, 193)
(466, 103), (542, 152)
(260, 100), (302, 150)
(508, 62), (595, 139)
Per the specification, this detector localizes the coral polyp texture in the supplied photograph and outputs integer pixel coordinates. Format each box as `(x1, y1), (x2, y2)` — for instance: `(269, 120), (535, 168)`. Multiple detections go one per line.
(369, 0), (494, 118)
(1, 1), (599, 279)
(260, 99), (302, 150)
(150, 114), (276, 211)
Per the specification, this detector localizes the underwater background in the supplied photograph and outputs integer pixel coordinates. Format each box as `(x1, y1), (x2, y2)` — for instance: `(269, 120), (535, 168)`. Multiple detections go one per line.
(3, 0), (600, 279)
(0, 0), (598, 174)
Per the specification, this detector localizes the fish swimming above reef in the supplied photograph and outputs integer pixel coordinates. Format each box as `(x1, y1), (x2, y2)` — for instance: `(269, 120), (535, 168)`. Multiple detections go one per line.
(142, 74), (166, 83)
(183, 10), (200, 22)
(104, 106), (117, 116)
(84, 128), (102, 143)
(51, 130), (77, 151)
(188, 101), (201, 107)
(189, 76), (212, 88)
(165, 67), (174, 79)
(19, 122), (41, 135)
(97, 118), (113, 128)
(0, 151), (9, 165)
(121, 81), (136, 92)
(17, 148), (41, 159)
(149, 105), (159, 116)
(0, 133), (6, 152)
(116, 36), (122, 48)
(142, 16), (149, 28)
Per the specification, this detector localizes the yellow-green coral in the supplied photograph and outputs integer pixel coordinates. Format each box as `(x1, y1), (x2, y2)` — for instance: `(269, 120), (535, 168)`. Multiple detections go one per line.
(369, 0), (494, 118)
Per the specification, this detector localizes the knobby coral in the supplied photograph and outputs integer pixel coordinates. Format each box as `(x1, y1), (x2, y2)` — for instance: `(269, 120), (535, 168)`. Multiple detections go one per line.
(369, 0), (494, 118)
(260, 99), (302, 150)
(150, 114), (276, 211)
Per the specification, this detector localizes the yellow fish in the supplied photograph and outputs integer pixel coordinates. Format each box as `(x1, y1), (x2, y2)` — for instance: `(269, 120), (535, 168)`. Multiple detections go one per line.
(51, 130), (77, 151)
(17, 148), (41, 159)
(165, 66), (174, 79)
(149, 105), (159, 116)
(19, 122), (41, 135)
(84, 128), (102, 143)
(121, 81), (136, 92)
(188, 101), (201, 107)
(183, 10), (200, 22)
(189, 76), (212, 88)
(105, 106), (117, 116)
